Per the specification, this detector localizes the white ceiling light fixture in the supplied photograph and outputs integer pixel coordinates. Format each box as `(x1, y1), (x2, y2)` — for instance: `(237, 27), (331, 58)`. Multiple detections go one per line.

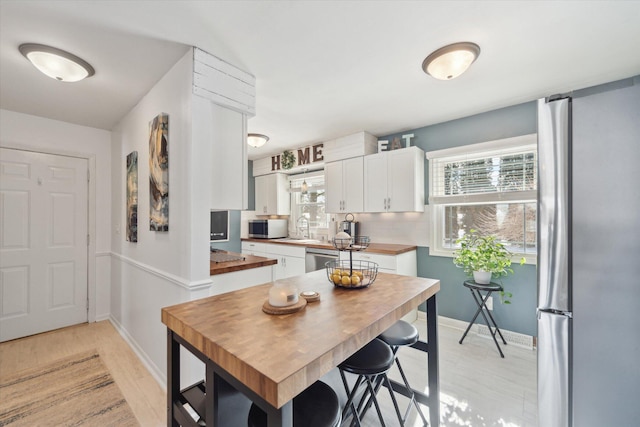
(19, 43), (95, 82)
(422, 42), (480, 80)
(247, 133), (269, 148)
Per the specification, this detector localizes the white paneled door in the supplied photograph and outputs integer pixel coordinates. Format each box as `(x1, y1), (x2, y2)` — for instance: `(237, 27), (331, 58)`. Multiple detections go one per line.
(0, 148), (88, 342)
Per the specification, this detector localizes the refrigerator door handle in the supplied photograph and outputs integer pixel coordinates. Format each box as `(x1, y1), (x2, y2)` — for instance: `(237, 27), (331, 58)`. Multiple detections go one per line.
(537, 308), (572, 319)
(538, 311), (571, 427)
(537, 97), (571, 312)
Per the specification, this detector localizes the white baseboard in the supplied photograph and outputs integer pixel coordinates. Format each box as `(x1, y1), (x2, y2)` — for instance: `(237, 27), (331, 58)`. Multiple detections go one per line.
(108, 316), (167, 390)
(95, 313), (111, 322)
(417, 312), (535, 350)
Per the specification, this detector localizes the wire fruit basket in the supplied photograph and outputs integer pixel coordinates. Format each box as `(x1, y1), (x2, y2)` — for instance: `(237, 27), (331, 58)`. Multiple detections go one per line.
(326, 259), (378, 289)
(332, 236), (371, 251)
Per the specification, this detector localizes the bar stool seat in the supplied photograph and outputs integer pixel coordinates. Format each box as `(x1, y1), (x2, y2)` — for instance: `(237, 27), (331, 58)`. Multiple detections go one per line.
(378, 320), (429, 426)
(247, 380), (341, 427)
(379, 320), (419, 346)
(339, 338), (403, 426)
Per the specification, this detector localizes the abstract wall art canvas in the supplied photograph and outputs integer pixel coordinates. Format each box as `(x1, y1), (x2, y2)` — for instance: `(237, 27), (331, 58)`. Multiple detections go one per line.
(126, 151), (138, 242)
(149, 113), (169, 231)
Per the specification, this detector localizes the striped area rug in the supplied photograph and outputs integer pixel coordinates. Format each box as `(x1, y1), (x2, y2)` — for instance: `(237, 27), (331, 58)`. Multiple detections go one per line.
(0, 350), (138, 426)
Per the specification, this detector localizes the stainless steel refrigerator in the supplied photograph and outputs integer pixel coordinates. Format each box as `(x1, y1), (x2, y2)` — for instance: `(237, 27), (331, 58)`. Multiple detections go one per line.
(537, 81), (640, 427)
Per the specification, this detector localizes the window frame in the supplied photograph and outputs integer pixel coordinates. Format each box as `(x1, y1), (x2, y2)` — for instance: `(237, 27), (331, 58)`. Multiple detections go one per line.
(426, 134), (538, 264)
(289, 170), (329, 234)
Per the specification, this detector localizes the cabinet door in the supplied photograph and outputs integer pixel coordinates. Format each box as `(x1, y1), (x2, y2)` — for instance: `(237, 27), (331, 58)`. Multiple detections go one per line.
(208, 104), (248, 210)
(364, 153), (388, 212)
(254, 175), (269, 214)
(387, 148), (424, 212)
(283, 255), (306, 279)
(254, 174), (290, 215)
(342, 157), (364, 213)
(325, 161), (344, 213)
(273, 173), (291, 215)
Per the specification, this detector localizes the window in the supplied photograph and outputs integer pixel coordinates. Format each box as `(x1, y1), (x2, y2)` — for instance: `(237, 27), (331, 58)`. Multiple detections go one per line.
(427, 134), (537, 261)
(289, 171), (329, 234)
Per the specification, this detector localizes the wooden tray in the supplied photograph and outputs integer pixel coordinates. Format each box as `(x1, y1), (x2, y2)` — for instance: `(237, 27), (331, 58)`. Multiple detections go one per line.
(262, 298), (307, 315)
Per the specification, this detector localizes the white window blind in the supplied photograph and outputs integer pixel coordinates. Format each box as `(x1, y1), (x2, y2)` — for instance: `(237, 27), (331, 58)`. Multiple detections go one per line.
(430, 148), (537, 205)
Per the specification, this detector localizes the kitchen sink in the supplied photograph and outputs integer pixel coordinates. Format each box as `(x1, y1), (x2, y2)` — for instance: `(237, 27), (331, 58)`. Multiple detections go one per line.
(279, 238), (324, 244)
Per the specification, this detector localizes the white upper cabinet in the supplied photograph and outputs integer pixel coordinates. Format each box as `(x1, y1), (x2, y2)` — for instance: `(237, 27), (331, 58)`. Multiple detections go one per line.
(207, 103), (248, 210)
(325, 157), (364, 213)
(364, 146), (425, 213)
(254, 173), (290, 215)
(323, 131), (378, 163)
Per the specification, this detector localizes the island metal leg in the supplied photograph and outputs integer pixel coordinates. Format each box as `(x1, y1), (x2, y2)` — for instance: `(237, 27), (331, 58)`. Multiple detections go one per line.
(167, 329), (180, 427)
(426, 294), (440, 427)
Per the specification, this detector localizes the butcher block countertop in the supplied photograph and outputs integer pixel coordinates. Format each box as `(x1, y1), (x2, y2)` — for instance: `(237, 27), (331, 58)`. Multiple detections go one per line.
(162, 270), (440, 409)
(210, 251), (277, 276)
(242, 238), (417, 255)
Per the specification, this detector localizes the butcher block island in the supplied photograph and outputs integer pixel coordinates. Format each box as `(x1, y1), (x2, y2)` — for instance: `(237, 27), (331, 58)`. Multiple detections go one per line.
(162, 269), (441, 427)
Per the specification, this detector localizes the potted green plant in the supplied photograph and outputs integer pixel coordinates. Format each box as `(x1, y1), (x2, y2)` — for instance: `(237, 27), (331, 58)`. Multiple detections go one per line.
(452, 229), (525, 303)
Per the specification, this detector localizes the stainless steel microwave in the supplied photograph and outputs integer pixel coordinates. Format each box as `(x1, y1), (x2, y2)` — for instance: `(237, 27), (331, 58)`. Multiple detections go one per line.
(248, 219), (288, 239)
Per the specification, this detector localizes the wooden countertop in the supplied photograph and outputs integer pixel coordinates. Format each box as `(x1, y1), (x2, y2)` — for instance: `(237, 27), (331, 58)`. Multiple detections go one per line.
(242, 238), (417, 255)
(161, 270), (440, 408)
(210, 251), (277, 276)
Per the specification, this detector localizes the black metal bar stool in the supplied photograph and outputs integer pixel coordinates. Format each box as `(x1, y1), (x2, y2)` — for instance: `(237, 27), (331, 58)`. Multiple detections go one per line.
(459, 280), (507, 358)
(247, 380), (341, 427)
(378, 320), (429, 426)
(338, 338), (404, 427)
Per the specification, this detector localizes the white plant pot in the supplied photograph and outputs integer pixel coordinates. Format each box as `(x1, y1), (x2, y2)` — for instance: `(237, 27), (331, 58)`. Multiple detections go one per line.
(473, 271), (492, 284)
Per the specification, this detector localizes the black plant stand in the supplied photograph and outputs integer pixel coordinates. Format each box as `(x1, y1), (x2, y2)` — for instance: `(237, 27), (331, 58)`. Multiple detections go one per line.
(459, 280), (507, 358)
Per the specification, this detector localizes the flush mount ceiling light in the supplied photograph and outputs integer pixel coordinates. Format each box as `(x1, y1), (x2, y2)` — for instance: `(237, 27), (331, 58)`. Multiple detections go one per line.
(247, 133), (269, 148)
(19, 43), (95, 82)
(422, 42), (480, 80)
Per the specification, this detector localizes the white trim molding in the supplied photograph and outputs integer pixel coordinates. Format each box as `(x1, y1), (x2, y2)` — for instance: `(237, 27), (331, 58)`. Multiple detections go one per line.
(418, 311), (535, 350)
(110, 252), (213, 291)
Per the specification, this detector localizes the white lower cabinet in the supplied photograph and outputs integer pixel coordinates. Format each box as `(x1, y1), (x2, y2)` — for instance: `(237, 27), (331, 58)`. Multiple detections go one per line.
(264, 243), (306, 280)
(241, 241), (268, 257)
(339, 250), (417, 276)
(242, 242), (306, 280)
(339, 249), (418, 321)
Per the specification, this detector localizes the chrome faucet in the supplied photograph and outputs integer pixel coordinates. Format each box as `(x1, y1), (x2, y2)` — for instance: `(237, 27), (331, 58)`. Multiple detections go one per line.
(297, 216), (310, 239)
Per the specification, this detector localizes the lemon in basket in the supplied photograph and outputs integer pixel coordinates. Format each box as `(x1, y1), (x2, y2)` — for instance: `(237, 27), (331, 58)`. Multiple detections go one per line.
(351, 275), (361, 286)
(341, 275), (351, 286)
(332, 273), (341, 285)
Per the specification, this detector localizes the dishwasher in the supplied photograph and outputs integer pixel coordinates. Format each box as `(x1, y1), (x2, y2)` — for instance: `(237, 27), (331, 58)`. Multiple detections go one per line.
(305, 247), (339, 273)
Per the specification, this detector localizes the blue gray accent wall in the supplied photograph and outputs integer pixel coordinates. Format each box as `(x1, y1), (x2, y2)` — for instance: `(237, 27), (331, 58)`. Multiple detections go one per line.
(382, 101), (538, 336)
(209, 210), (242, 253)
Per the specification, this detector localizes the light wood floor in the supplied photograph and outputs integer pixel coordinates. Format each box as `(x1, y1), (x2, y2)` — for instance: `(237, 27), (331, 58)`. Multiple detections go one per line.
(0, 319), (536, 427)
(0, 321), (165, 426)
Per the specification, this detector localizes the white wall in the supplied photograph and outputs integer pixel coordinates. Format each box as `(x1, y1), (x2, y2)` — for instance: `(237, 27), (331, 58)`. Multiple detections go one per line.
(110, 49), (215, 386)
(0, 109), (112, 320)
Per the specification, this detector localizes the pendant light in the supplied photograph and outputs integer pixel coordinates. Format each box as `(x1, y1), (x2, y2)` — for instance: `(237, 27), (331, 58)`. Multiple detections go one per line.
(301, 169), (308, 195)
(19, 43), (95, 82)
(247, 133), (269, 148)
(422, 42), (480, 80)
